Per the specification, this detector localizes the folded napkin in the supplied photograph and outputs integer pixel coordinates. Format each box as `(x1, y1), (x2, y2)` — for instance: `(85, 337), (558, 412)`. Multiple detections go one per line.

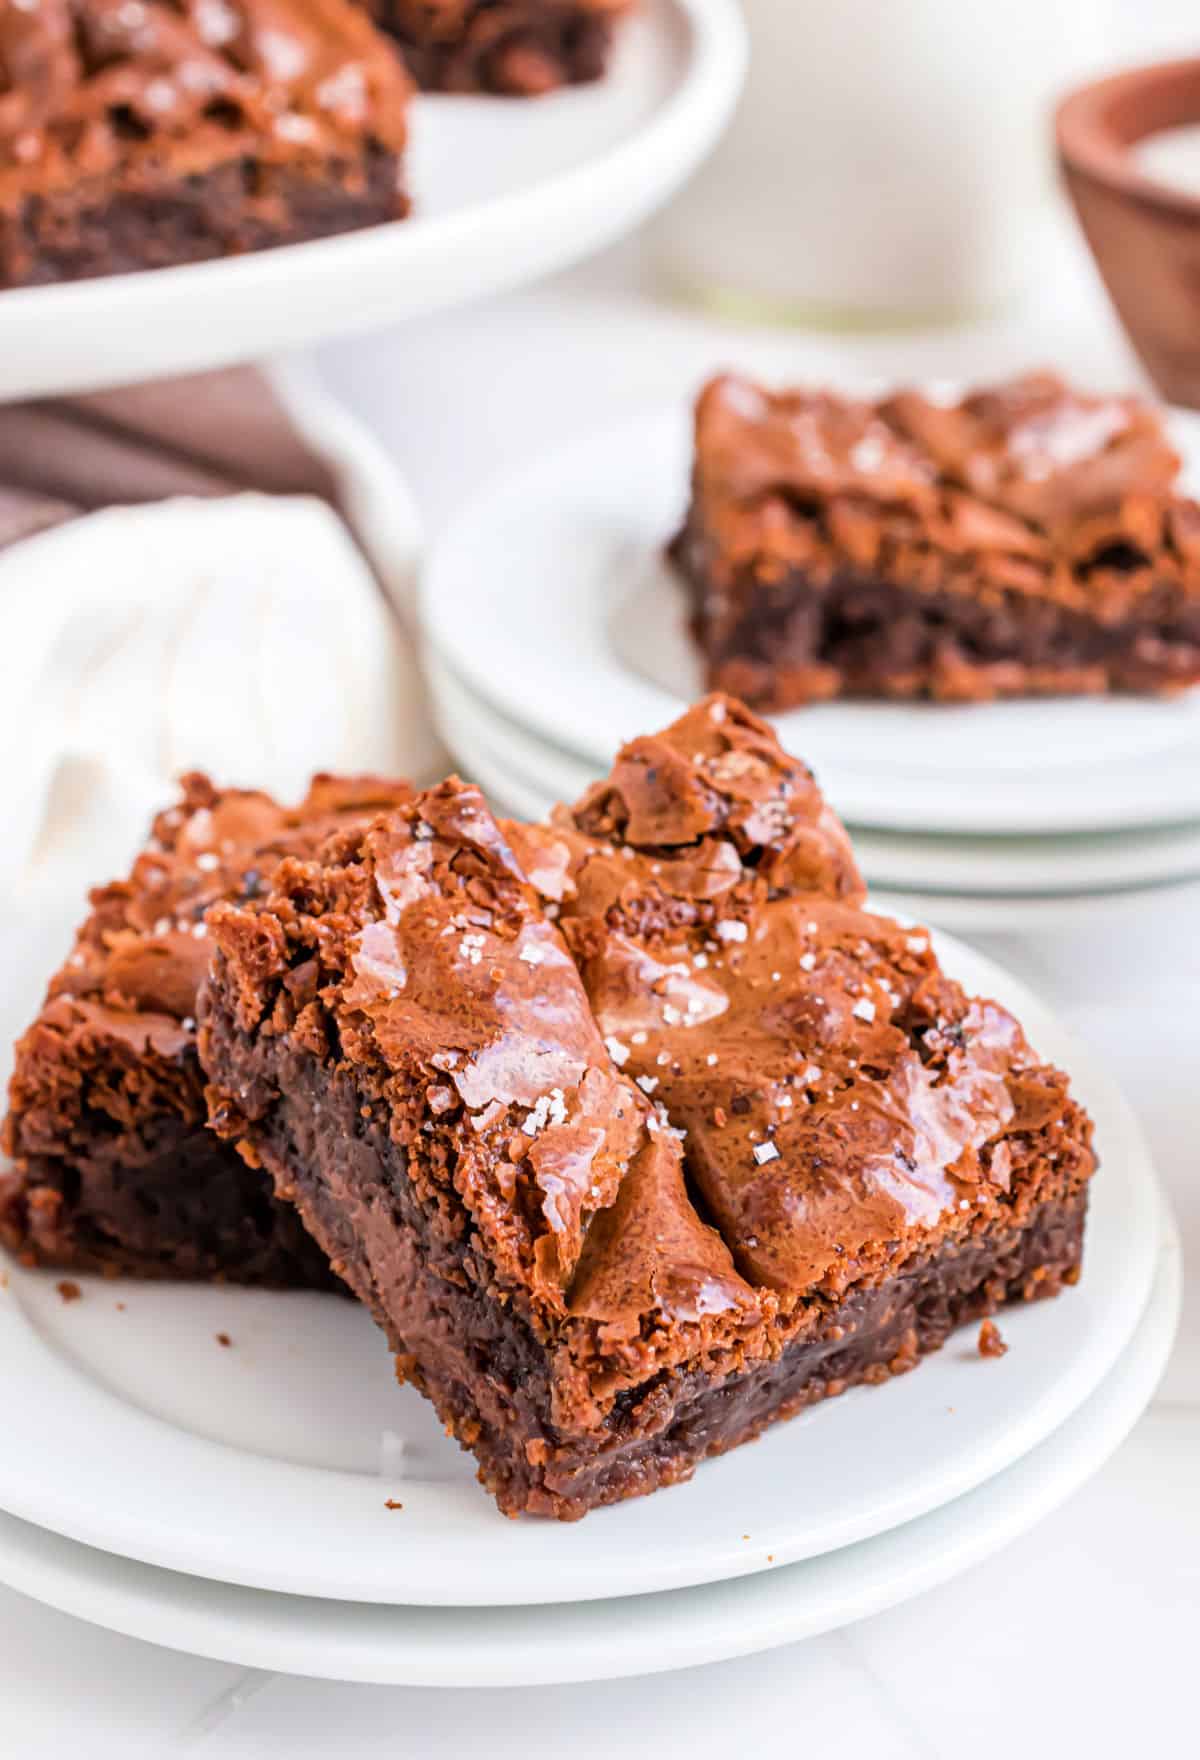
(0, 365), (445, 901)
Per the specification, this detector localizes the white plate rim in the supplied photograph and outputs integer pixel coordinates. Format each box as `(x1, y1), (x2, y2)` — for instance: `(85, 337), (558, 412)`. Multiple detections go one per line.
(0, 1214), (1178, 1688)
(0, 1), (747, 398)
(0, 934), (1163, 1607)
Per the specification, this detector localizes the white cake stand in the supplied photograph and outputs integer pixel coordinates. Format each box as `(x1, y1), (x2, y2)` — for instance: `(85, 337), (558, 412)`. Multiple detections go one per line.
(0, 0), (743, 399)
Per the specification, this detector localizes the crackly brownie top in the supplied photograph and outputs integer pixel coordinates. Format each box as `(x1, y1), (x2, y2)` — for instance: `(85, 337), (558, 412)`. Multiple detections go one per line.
(205, 777), (759, 1350)
(566, 694), (864, 905)
(27, 771), (414, 1063)
(690, 370), (1200, 615)
(206, 696), (1094, 1362)
(550, 695), (1095, 1299)
(0, 0), (412, 199)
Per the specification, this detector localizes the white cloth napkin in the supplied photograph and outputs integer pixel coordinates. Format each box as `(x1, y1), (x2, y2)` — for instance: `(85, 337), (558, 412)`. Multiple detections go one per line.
(3, 491), (442, 901)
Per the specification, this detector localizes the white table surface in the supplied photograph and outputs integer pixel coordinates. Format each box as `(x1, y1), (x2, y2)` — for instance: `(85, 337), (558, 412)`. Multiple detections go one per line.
(5, 221), (1199, 1756)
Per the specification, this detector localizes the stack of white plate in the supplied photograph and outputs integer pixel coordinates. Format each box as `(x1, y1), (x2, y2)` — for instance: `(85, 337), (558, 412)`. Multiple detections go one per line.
(0, 894), (1181, 1686)
(421, 403), (1200, 934)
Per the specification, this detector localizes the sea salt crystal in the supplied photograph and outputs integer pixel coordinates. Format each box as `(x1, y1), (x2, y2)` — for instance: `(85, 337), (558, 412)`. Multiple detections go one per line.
(195, 852), (219, 872)
(459, 933), (485, 966)
(636, 1075), (659, 1095)
(715, 920), (747, 943)
(852, 998), (876, 1023)
(604, 1036), (630, 1067)
(706, 1053), (719, 1067)
(519, 945), (543, 966)
(799, 952), (816, 971)
(522, 1088), (567, 1138)
(752, 1140), (780, 1165)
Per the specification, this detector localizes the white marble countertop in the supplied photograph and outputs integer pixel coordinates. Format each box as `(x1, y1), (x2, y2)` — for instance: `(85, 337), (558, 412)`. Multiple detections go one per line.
(4, 223), (1199, 1756)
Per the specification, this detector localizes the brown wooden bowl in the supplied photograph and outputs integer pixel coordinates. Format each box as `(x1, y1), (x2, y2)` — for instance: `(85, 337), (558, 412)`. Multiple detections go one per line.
(1057, 59), (1200, 407)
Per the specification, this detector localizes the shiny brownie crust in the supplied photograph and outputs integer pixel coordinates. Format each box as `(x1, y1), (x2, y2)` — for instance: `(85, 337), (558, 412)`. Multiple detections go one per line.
(0, 0), (412, 290)
(199, 1008), (1087, 1515)
(673, 373), (1200, 708)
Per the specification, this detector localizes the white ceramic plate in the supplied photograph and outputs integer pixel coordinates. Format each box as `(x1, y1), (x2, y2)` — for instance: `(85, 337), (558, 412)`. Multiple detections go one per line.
(0, 1218), (1178, 1686)
(0, 897), (1161, 1608)
(428, 652), (1200, 897)
(420, 404), (1200, 836)
(0, 1), (745, 398)
(867, 882), (1200, 938)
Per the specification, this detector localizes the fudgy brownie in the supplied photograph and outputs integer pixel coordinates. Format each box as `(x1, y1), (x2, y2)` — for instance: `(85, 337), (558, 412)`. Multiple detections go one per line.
(201, 696), (1096, 1518)
(672, 371), (1200, 707)
(0, 0), (413, 289)
(365, 1), (632, 95)
(2, 771), (411, 1283)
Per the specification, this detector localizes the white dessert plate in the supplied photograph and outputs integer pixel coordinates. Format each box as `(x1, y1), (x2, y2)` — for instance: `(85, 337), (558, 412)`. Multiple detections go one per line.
(0, 0), (745, 399)
(866, 882), (1200, 937)
(0, 898), (1161, 1608)
(427, 651), (1200, 898)
(0, 1216), (1178, 1686)
(420, 403), (1200, 836)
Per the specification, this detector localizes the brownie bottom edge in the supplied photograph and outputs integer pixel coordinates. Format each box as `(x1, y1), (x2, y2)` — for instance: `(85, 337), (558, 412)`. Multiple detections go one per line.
(0, 148), (408, 289)
(0, 1124), (341, 1290)
(672, 530), (1200, 708)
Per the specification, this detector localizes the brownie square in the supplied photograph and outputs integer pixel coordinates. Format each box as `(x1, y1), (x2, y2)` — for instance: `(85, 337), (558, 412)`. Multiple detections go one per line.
(672, 371), (1200, 707)
(0, 0), (413, 289)
(2, 771), (412, 1284)
(200, 697), (1096, 1518)
(366, 1), (633, 95)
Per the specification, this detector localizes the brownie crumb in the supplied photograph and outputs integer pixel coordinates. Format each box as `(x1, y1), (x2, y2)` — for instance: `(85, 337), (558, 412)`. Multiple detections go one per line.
(216, 1332), (233, 1348)
(384, 1499), (404, 1511)
(55, 1280), (82, 1303)
(978, 1319), (1008, 1358)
